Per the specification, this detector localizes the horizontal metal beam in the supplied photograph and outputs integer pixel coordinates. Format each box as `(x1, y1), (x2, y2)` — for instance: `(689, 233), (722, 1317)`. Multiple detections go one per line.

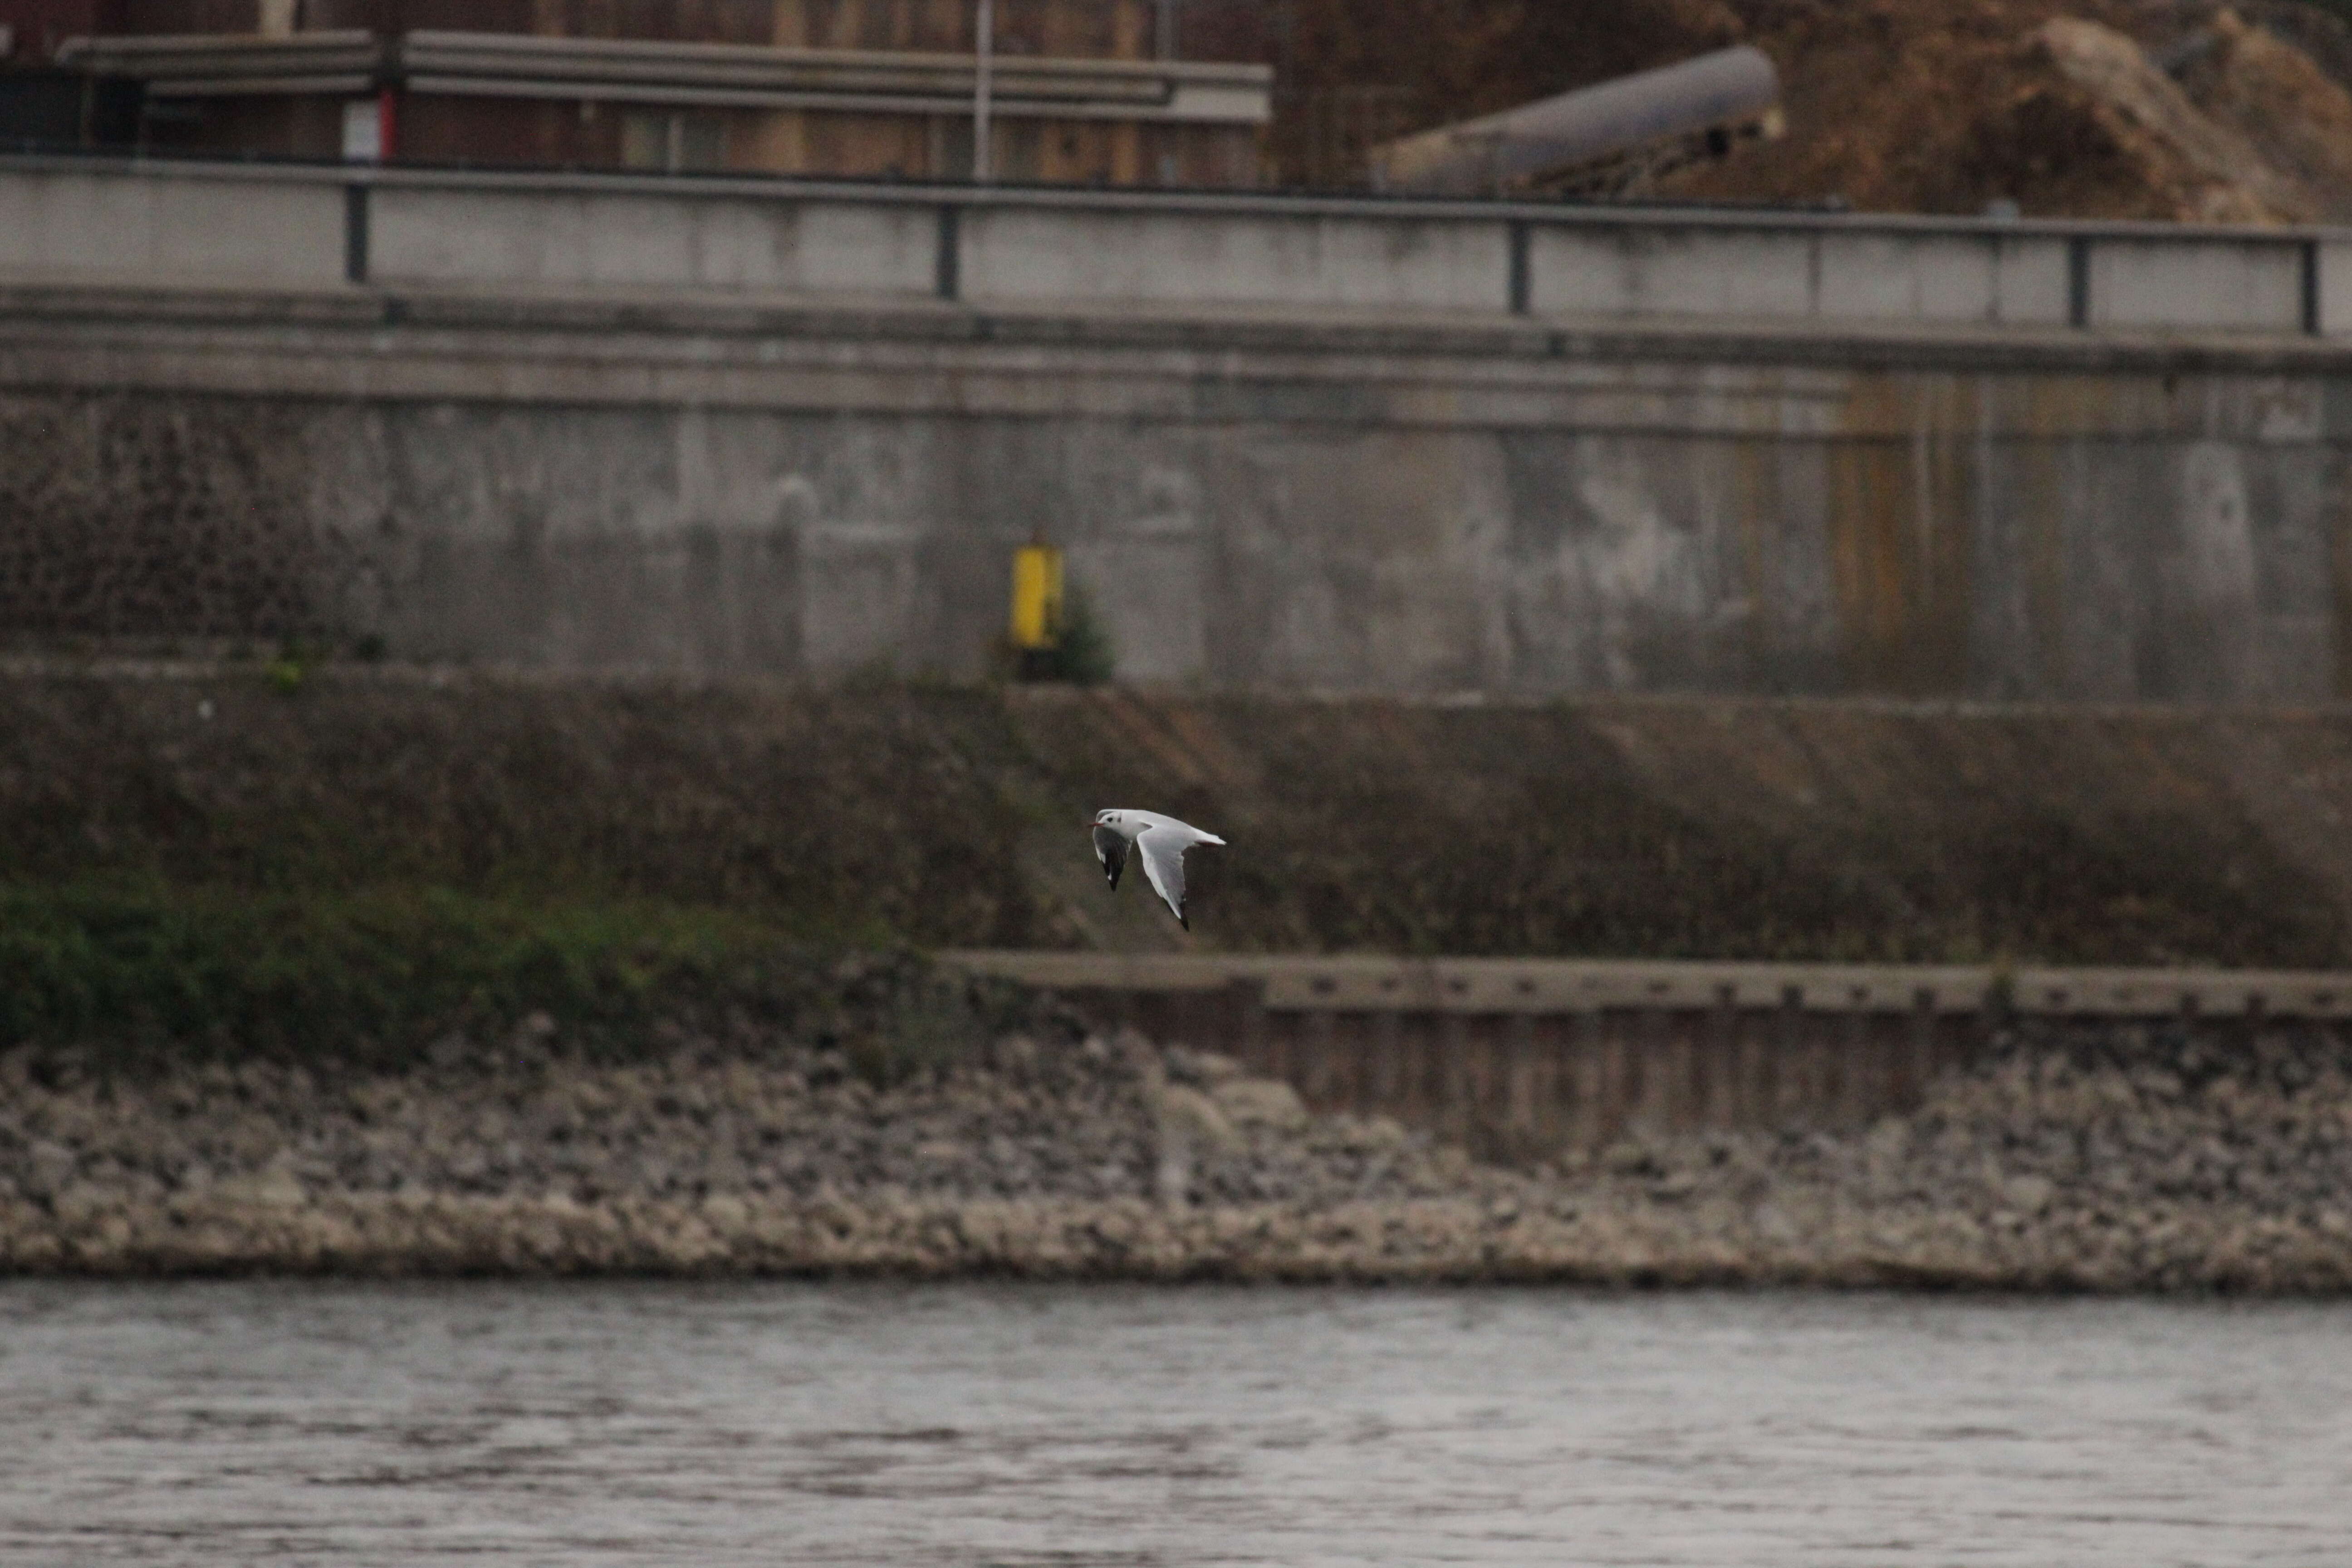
(1, 146), (2341, 244)
(53, 29), (1272, 126)
(940, 951), (2352, 1021)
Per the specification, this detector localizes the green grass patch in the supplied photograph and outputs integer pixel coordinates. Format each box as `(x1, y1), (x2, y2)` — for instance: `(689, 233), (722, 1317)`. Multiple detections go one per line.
(0, 881), (997, 1071)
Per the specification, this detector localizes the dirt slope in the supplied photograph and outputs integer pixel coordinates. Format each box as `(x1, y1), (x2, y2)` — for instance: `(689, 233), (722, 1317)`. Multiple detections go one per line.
(1264, 0), (2352, 221)
(7, 666), (2352, 968)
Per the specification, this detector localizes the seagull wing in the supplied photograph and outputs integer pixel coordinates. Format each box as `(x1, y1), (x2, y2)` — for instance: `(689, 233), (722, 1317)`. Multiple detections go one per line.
(1136, 826), (1200, 928)
(1092, 823), (1130, 890)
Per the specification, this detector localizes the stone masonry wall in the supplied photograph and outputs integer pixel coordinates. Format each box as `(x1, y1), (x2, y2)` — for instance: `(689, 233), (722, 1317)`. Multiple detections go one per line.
(0, 393), (348, 642)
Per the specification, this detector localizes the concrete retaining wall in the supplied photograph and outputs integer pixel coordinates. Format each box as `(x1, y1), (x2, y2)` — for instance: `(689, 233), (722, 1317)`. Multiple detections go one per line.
(10, 288), (2351, 700)
(2, 154), (2348, 332)
(6, 158), (2352, 700)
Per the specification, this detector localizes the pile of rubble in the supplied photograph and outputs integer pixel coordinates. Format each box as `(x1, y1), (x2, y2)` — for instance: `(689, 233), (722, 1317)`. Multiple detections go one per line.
(1, 1010), (2347, 1289)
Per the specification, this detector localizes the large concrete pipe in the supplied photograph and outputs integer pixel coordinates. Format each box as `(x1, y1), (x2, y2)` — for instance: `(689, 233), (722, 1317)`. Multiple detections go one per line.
(1371, 44), (1780, 195)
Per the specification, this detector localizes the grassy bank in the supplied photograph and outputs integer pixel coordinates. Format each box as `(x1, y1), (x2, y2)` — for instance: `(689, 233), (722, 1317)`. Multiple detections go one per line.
(0, 880), (1006, 1077)
(1, 665), (2347, 975)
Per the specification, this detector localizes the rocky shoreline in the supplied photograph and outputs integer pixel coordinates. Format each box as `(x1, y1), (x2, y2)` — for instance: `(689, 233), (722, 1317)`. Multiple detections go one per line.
(3, 1011), (2350, 1291)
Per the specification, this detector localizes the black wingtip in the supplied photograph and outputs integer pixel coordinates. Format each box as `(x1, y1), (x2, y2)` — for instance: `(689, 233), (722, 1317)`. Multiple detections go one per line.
(1177, 911), (1189, 931)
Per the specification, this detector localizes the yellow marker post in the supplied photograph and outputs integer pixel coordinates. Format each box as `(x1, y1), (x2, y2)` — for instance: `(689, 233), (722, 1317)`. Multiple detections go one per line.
(1010, 544), (1064, 652)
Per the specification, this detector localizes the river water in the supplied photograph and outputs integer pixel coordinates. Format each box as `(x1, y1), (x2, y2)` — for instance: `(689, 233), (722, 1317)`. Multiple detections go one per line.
(1, 1281), (2347, 1566)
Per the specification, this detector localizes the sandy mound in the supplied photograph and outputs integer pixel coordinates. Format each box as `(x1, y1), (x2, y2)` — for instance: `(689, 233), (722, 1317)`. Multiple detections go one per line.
(2174, 7), (2352, 219)
(1269, 0), (2352, 220)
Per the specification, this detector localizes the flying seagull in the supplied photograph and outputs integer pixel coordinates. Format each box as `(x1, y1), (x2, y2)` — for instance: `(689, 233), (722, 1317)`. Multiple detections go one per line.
(1091, 808), (1226, 929)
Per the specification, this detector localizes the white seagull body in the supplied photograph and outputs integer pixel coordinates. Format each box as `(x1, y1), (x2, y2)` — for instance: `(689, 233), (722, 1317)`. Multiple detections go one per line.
(1090, 808), (1226, 929)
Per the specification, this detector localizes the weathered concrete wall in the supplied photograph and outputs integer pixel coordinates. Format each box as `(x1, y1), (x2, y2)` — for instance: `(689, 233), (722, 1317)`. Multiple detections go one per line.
(5, 159), (2352, 698)
(5, 280), (2350, 700)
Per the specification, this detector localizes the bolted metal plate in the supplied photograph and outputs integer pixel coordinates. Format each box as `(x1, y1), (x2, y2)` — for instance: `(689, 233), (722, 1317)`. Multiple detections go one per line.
(2005, 966), (2352, 1020)
(940, 952), (2352, 1020)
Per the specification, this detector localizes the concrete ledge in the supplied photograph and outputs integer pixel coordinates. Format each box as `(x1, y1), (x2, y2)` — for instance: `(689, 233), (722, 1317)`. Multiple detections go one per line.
(942, 951), (2352, 1020)
(5, 279), (2351, 416)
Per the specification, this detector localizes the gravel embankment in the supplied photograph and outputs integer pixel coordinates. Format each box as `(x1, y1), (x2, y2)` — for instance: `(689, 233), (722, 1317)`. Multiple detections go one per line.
(2, 1016), (2349, 1290)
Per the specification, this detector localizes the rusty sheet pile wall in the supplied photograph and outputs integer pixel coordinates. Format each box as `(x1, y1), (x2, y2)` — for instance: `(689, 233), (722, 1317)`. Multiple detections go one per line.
(948, 953), (2352, 1161)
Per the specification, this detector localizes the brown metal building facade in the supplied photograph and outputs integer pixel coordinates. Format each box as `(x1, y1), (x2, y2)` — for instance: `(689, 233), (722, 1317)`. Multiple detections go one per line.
(0, 1), (1273, 185)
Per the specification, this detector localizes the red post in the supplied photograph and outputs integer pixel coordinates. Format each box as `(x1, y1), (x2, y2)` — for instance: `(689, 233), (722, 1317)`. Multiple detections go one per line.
(377, 87), (398, 163)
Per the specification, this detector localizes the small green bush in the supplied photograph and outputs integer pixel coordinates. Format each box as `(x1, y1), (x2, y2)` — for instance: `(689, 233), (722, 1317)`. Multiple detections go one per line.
(0, 881), (995, 1068)
(1051, 582), (1118, 686)
(1000, 581), (1118, 686)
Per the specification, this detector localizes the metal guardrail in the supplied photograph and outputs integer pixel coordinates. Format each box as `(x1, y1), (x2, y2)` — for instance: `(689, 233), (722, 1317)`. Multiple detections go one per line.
(5, 152), (2350, 340)
(941, 952), (2352, 1021)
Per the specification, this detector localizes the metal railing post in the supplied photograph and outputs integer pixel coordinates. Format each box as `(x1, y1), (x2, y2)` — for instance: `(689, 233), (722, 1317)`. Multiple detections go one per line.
(973, 0), (994, 183)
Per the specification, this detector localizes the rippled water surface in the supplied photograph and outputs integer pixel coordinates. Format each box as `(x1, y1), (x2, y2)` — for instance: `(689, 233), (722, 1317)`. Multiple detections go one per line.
(2, 1281), (2348, 1566)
